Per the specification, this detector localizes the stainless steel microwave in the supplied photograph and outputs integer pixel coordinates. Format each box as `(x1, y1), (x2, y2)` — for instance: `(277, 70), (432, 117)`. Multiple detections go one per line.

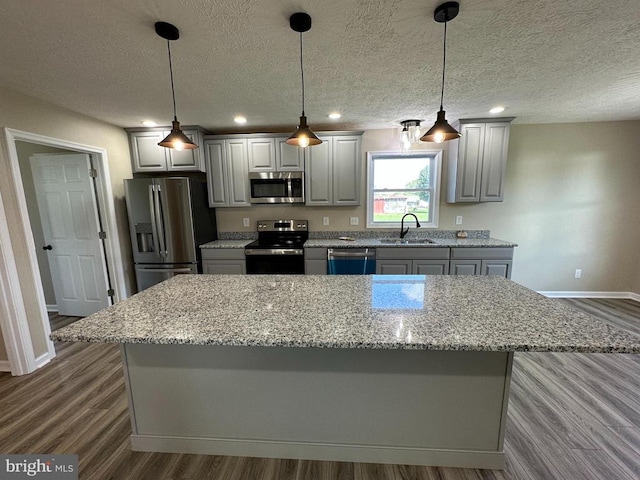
(249, 171), (305, 204)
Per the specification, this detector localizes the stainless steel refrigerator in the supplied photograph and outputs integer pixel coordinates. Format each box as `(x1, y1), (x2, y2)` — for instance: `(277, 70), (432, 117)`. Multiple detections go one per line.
(124, 178), (217, 292)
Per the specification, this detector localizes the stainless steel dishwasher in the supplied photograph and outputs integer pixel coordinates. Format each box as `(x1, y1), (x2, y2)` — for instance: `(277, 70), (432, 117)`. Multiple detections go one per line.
(327, 248), (376, 275)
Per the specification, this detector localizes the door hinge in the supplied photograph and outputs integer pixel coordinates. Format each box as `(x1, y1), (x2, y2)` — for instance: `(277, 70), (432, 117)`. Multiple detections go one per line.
(98, 231), (107, 239)
(107, 289), (115, 297)
(89, 168), (98, 178)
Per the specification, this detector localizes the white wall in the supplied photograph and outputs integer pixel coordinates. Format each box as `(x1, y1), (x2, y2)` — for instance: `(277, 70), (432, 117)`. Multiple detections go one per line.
(216, 121), (640, 294)
(0, 86), (134, 363)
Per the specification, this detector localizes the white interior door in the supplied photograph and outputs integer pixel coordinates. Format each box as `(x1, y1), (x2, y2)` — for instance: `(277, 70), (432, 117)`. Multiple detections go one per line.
(30, 153), (109, 317)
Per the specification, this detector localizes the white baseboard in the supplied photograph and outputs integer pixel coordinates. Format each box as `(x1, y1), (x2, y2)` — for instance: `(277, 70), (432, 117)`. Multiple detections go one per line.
(46, 304), (58, 313)
(35, 351), (53, 369)
(538, 291), (640, 300)
(0, 360), (11, 372)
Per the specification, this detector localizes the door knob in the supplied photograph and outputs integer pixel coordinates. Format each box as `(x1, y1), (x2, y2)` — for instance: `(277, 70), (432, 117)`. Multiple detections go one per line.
(43, 245), (52, 250)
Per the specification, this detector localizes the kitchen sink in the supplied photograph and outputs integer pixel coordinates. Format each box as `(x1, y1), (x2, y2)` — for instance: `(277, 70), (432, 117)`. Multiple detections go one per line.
(378, 238), (435, 245)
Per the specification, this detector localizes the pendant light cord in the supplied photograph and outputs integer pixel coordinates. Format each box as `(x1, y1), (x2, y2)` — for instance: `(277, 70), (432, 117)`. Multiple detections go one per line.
(299, 32), (305, 116)
(440, 20), (447, 110)
(166, 39), (178, 121)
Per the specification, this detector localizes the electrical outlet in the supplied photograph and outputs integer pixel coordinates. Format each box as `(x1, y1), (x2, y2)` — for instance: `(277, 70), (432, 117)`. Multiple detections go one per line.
(243, 218), (250, 227)
(350, 216), (359, 226)
(575, 269), (582, 279)
(455, 216), (463, 225)
(323, 216), (330, 226)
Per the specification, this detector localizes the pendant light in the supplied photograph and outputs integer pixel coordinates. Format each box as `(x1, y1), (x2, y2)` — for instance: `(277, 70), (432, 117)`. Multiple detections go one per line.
(400, 120), (422, 150)
(155, 22), (197, 151)
(286, 12), (322, 148)
(421, 2), (461, 144)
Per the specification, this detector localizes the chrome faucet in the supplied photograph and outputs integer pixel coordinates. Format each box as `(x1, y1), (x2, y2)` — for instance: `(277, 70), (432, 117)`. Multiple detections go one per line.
(400, 213), (421, 239)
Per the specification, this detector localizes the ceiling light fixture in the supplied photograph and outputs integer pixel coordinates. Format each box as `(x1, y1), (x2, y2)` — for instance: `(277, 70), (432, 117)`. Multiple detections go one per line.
(286, 12), (322, 148)
(155, 22), (197, 151)
(421, 2), (461, 144)
(328, 112), (341, 120)
(234, 116), (247, 124)
(142, 120), (158, 127)
(400, 120), (422, 149)
(490, 106), (505, 114)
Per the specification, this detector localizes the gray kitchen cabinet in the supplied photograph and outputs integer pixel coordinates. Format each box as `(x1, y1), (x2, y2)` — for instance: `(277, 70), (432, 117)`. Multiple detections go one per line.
(276, 137), (304, 171)
(201, 248), (246, 274)
(305, 133), (363, 206)
(446, 118), (513, 203)
(449, 248), (513, 278)
(375, 248), (450, 275)
(305, 248), (327, 275)
(247, 138), (277, 172)
(127, 127), (206, 173)
(204, 138), (250, 207)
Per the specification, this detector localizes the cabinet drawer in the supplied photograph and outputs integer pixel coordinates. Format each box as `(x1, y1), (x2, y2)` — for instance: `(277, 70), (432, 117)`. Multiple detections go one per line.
(305, 248), (328, 260)
(376, 247), (450, 260)
(201, 248), (245, 260)
(450, 247), (513, 260)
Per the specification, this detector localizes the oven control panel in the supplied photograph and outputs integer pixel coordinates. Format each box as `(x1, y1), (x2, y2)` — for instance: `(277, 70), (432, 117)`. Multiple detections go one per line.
(257, 220), (308, 232)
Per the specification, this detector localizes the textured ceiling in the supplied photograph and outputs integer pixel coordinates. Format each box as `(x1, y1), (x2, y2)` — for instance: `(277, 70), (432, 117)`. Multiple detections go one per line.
(1, 0), (639, 133)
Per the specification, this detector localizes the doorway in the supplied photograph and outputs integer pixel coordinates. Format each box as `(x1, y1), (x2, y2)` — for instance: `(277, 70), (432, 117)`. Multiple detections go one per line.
(0, 128), (127, 375)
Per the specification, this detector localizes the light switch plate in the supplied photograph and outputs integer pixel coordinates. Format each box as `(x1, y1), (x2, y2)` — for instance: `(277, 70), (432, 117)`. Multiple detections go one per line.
(243, 218), (250, 227)
(323, 217), (330, 226)
(350, 217), (359, 226)
(456, 216), (463, 225)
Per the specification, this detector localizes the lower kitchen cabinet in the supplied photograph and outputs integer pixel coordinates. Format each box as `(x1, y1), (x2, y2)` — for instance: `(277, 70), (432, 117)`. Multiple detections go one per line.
(305, 248), (328, 275)
(201, 248), (246, 274)
(375, 248), (450, 275)
(449, 248), (513, 278)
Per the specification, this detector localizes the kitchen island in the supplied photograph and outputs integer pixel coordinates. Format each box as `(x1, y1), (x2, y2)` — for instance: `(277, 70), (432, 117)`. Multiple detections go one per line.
(51, 275), (640, 469)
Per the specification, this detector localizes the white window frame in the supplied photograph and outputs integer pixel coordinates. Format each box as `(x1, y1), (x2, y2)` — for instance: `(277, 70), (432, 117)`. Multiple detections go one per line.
(366, 150), (442, 229)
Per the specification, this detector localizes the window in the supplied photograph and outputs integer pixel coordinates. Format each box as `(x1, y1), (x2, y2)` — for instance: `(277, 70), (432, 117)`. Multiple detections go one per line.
(366, 151), (442, 228)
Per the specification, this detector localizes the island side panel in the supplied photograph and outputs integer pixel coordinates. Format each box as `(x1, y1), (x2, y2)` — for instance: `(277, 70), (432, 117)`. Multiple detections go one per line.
(123, 344), (512, 469)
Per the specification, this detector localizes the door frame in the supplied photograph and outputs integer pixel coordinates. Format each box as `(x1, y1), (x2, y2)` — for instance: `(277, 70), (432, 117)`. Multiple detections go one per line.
(0, 128), (127, 375)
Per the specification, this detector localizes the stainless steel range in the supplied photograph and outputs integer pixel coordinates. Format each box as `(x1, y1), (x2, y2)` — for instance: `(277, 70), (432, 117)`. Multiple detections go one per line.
(245, 220), (308, 274)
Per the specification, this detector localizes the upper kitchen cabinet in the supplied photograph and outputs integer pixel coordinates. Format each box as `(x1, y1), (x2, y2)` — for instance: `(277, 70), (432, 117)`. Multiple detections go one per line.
(126, 127), (207, 173)
(245, 136), (304, 172)
(204, 138), (250, 207)
(305, 132), (363, 206)
(446, 118), (514, 203)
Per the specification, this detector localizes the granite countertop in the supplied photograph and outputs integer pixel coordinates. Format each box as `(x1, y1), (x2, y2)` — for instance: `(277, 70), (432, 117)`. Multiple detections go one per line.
(304, 238), (517, 248)
(200, 240), (252, 249)
(51, 275), (639, 353)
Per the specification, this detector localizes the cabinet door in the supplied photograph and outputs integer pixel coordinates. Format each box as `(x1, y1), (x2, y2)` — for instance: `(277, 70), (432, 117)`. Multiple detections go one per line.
(333, 136), (361, 205)
(167, 130), (204, 172)
(204, 141), (228, 207)
(203, 260), (246, 274)
(479, 123), (510, 202)
(276, 137), (304, 171)
(130, 131), (167, 172)
(376, 260), (412, 275)
(226, 139), (250, 206)
(247, 138), (276, 172)
(305, 260), (327, 275)
(481, 260), (512, 278)
(449, 260), (481, 275)
(305, 137), (332, 205)
(455, 124), (485, 202)
(413, 260), (449, 275)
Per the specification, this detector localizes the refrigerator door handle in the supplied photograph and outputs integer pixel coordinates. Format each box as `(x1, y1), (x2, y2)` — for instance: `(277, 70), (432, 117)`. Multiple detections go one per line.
(149, 184), (161, 256)
(154, 184), (167, 257)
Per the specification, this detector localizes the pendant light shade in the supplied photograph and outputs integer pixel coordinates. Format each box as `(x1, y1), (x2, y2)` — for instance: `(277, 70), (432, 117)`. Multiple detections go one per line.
(420, 2), (461, 144)
(286, 12), (322, 148)
(155, 22), (198, 150)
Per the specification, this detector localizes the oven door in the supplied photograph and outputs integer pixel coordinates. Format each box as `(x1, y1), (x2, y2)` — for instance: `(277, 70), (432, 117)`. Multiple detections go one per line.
(245, 249), (305, 274)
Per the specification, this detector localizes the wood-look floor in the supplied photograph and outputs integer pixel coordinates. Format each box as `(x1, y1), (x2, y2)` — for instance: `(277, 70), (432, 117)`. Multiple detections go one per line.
(48, 312), (83, 332)
(2, 298), (639, 479)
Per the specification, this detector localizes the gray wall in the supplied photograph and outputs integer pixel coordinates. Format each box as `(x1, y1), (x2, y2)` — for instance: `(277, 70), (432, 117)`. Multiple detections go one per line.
(16, 142), (72, 307)
(216, 121), (640, 294)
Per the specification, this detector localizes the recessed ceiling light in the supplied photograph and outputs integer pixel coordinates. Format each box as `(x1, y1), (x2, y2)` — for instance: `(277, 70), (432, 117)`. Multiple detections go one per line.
(489, 106), (505, 114)
(328, 112), (341, 120)
(234, 116), (247, 124)
(142, 120), (158, 127)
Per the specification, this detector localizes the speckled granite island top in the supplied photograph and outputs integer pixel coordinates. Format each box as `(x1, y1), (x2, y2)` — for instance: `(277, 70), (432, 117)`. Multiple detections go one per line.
(52, 275), (639, 353)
